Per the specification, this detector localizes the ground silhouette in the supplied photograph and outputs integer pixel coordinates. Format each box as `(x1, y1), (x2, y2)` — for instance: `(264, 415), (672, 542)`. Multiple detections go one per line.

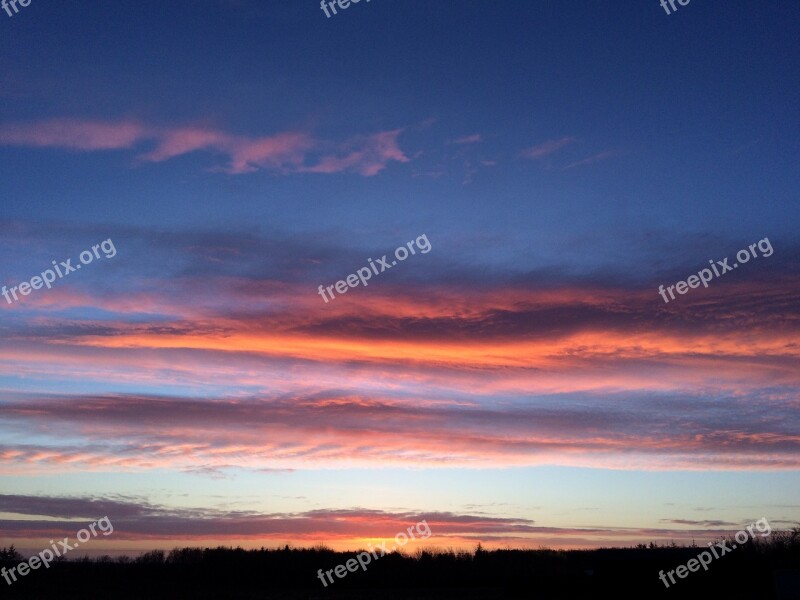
(1, 529), (799, 599)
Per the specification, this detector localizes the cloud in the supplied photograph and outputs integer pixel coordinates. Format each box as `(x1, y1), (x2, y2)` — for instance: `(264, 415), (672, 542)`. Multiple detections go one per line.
(521, 137), (575, 159)
(0, 119), (409, 176)
(0, 119), (149, 151)
(1, 387), (799, 473)
(0, 495), (544, 545)
(0, 495), (767, 549)
(298, 129), (409, 176)
(563, 150), (620, 169)
(1, 225), (798, 473)
(450, 134), (482, 145)
(660, 519), (739, 527)
(0, 494), (165, 520)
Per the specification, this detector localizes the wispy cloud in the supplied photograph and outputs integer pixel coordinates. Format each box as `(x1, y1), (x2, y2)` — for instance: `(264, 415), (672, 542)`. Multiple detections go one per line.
(297, 129), (409, 176)
(0, 119), (148, 151)
(521, 136), (575, 159)
(563, 150), (620, 169)
(450, 134), (483, 145)
(660, 519), (739, 527)
(0, 119), (410, 176)
(2, 385), (799, 474)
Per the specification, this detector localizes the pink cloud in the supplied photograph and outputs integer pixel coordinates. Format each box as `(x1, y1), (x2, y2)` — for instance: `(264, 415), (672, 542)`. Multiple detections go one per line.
(0, 119), (409, 176)
(2, 389), (799, 474)
(521, 136), (576, 159)
(300, 129), (410, 176)
(137, 127), (233, 162)
(0, 119), (149, 151)
(225, 132), (317, 174)
(450, 134), (483, 145)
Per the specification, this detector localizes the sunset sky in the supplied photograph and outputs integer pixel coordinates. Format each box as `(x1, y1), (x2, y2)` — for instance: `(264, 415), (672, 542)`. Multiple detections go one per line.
(1, 1), (799, 555)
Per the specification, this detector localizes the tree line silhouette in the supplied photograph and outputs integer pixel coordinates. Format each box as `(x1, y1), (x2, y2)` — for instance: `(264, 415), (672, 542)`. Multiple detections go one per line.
(1, 527), (798, 599)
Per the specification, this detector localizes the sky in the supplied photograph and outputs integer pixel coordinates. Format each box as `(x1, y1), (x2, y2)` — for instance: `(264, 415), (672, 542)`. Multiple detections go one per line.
(0, 0), (799, 556)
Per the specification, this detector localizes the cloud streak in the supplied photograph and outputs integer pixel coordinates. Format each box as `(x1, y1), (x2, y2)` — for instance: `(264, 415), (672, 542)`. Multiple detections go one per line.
(0, 119), (410, 176)
(1, 388), (798, 473)
(563, 150), (620, 169)
(0, 495), (765, 549)
(521, 137), (575, 159)
(1, 226), (798, 474)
